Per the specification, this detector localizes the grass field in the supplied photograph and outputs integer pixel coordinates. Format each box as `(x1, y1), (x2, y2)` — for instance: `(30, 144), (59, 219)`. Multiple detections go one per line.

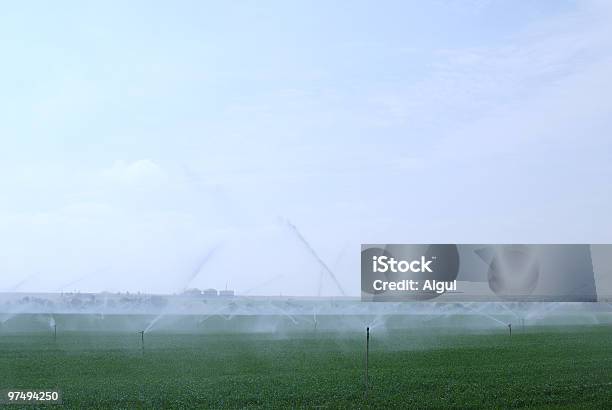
(1, 323), (611, 409)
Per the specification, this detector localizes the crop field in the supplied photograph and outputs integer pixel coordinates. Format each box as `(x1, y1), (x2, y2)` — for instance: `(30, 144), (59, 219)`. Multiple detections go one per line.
(0, 321), (611, 409)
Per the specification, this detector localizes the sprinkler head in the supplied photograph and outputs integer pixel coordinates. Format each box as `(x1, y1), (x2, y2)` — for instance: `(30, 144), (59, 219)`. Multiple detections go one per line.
(138, 331), (145, 354)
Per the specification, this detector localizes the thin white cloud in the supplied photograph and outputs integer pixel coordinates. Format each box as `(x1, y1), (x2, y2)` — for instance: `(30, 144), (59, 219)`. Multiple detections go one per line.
(100, 159), (168, 185)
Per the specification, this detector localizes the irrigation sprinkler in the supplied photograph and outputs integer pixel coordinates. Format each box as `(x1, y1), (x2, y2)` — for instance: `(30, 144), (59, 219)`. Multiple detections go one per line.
(364, 327), (370, 399)
(138, 331), (145, 355)
(54, 324), (57, 342)
(508, 323), (512, 337)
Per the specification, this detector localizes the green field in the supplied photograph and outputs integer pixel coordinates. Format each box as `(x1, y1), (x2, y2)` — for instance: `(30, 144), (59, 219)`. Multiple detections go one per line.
(1, 323), (611, 409)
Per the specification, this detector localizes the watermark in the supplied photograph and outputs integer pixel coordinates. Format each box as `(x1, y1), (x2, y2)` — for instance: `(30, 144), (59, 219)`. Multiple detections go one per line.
(0, 389), (62, 404)
(362, 244), (612, 302)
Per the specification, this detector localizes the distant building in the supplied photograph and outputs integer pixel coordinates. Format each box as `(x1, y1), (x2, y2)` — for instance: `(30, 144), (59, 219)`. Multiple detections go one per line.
(203, 288), (218, 297)
(182, 288), (202, 297)
(219, 289), (235, 297)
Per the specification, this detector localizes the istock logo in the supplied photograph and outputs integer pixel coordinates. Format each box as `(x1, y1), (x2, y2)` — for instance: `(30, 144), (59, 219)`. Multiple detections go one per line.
(372, 256), (434, 273)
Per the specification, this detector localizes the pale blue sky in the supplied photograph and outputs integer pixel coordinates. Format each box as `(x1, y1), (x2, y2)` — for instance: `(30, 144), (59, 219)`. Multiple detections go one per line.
(1, 1), (611, 295)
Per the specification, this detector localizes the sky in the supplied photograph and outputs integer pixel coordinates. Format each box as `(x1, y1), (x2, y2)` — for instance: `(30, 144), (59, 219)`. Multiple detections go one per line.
(1, 0), (611, 295)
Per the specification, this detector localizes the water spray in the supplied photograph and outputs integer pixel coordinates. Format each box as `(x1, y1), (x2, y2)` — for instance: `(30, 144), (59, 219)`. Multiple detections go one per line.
(285, 220), (346, 296)
(49, 316), (57, 342)
(182, 244), (221, 292)
(364, 327), (370, 399)
(145, 244), (220, 334)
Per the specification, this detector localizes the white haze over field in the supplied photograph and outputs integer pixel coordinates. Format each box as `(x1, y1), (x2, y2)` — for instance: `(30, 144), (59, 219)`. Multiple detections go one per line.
(1, 1), (612, 295)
